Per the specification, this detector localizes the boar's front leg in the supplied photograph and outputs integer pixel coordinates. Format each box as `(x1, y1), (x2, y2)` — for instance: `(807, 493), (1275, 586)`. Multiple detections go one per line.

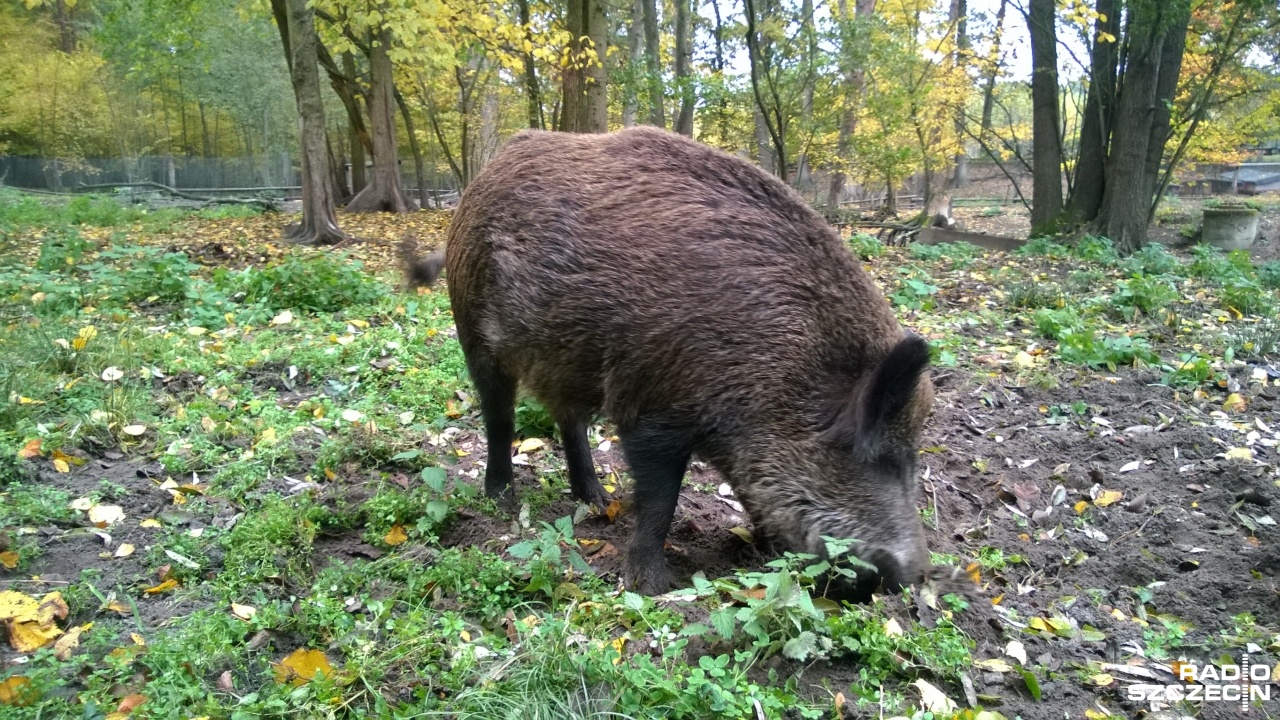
(619, 420), (692, 595)
(556, 414), (610, 509)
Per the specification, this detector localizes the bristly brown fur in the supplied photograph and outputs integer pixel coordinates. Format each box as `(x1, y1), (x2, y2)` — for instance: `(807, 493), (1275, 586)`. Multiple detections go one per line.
(441, 127), (937, 598)
(399, 234), (446, 288)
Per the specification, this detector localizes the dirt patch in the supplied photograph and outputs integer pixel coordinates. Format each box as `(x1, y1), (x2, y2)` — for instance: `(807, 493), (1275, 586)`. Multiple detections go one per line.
(0, 457), (224, 666)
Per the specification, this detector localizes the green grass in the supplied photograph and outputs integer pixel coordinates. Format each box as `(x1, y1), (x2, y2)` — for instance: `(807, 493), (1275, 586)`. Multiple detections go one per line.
(3, 194), (1276, 719)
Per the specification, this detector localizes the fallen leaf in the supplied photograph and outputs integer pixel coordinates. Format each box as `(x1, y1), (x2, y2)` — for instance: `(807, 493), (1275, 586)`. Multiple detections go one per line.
(1223, 393), (1247, 413)
(965, 562), (981, 584)
(1119, 460), (1141, 473)
(1094, 490), (1123, 507)
(88, 504), (125, 527)
(9, 620), (62, 652)
(53, 458), (70, 473)
(272, 648), (334, 686)
(1005, 640), (1028, 665)
(113, 544), (135, 559)
(106, 600), (131, 615)
(883, 618), (904, 637)
(728, 526), (754, 544)
(231, 603), (256, 621)
(604, 499), (623, 523)
(53, 622), (91, 660)
(1091, 673), (1115, 687)
(341, 409), (364, 423)
(517, 438), (545, 454)
(0, 676), (36, 707)
(1226, 446), (1253, 462)
(975, 658), (1012, 672)
(271, 310), (294, 326)
(116, 693), (146, 714)
(142, 579), (179, 595)
(1073, 500), (1089, 514)
(17, 439), (42, 460)
(101, 366), (124, 382)
(0, 591), (40, 623)
(139, 518), (162, 528)
(913, 679), (956, 714)
(0, 552), (18, 569)
(384, 525), (408, 546)
(122, 425), (147, 437)
(610, 636), (626, 665)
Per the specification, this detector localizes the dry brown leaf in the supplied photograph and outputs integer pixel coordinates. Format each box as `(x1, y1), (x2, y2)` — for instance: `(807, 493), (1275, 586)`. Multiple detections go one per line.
(384, 525), (408, 546)
(116, 693), (147, 714)
(604, 499), (623, 523)
(272, 648), (334, 686)
(38, 592), (68, 624)
(16, 438), (42, 460)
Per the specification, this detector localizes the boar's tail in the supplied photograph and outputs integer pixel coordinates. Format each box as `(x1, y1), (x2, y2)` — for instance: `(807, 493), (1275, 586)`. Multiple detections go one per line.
(399, 234), (446, 288)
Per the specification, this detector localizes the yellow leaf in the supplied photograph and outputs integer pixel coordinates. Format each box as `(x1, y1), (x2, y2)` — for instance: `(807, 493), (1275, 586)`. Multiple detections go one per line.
(384, 525), (408, 546)
(88, 504), (125, 527)
(459, 630), (471, 642)
(517, 438), (545, 454)
(258, 427), (277, 445)
(106, 600), (131, 615)
(1226, 446), (1253, 462)
(130, 633), (146, 646)
(272, 648), (334, 686)
(1094, 490), (1123, 507)
(965, 562), (981, 584)
(0, 676), (37, 707)
(187, 326), (208, 336)
(53, 458), (70, 473)
(883, 618), (904, 636)
(9, 620), (62, 652)
(17, 438), (42, 460)
(605, 499), (623, 523)
(610, 636), (627, 664)
(231, 603), (257, 621)
(0, 591), (40, 623)
(1091, 673), (1115, 686)
(143, 578), (179, 595)
(201, 416), (216, 433)
(38, 592), (68, 624)
(1028, 617), (1050, 633)
(1073, 500), (1089, 514)
(324, 467), (337, 481)
(139, 518), (162, 528)
(728, 526), (754, 544)
(114, 544), (135, 559)
(17, 396), (43, 405)
(54, 623), (91, 661)
(1223, 393), (1247, 413)
(349, 319), (369, 328)
(0, 552), (18, 569)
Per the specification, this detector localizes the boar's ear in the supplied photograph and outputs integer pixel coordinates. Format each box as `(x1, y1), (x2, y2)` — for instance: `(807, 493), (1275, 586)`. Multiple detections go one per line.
(830, 334), (931, 458)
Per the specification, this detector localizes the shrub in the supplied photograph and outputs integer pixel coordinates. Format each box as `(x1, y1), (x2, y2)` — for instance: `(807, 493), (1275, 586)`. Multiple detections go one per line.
(224, 252), (384, 313)
(1017, 237), (1070, 259)
(1124, 244), (1180, 276)
(1220, 278), (1273, 317)
(1033, 307), (1086, 340)
(848, 232), (885, 260)
(1008, 281), (1063, 309)
(1259, 261), (1280, 290)
(94, 246), (199, 303)
(1074, 235), (1119, 266)
(1058, 331), (1159, 370)
(1110, 276), (1178, 318)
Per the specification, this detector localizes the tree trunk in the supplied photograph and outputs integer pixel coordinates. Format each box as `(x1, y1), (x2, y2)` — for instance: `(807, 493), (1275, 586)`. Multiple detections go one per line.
(641, 0), (665, 127)
(342, 52), (368, 196)
(745, 0), (787, 182)
(272, 0), (350, 244)
(825, 0), (874, 208)
(1141, 1), (1190, 220)
(623, 0), (643, 127)
(1064, 0), (1117, 224)
(519, 0), (544, 129)
(199, 102), (211, 158)
(950, 0), (969, 188)
(346, 31), (412, 213)
(709, 0), (731, 145)
(1096, 0), (1189, 253)
(584, 0), (609, 132)
(978, 0), (1007, 141)
(754, 106), (774, 175)
(396, 91), (429, 209)
(52, 0), (76, 53)
(560, 0), (584, 131)
(674, 0), (695, 136)
(1027, 0), (1063, 232)
(795, 0), (816, 189)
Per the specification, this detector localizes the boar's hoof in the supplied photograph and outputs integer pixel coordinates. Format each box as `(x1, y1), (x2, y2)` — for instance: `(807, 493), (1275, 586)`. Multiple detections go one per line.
(624, 558), (673, 596)
(487, 484), (518, 514)
(581, 486), (612, 514)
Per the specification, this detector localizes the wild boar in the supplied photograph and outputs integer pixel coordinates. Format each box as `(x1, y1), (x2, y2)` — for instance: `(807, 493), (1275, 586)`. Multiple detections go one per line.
(405, 127), (935, 597)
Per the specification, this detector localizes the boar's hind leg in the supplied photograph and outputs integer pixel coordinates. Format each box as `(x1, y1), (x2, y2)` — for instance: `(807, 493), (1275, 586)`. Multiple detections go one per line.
(619, 422), (693, 595)
(469, 354), (518, 509)
(557, 415), (610, 509)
